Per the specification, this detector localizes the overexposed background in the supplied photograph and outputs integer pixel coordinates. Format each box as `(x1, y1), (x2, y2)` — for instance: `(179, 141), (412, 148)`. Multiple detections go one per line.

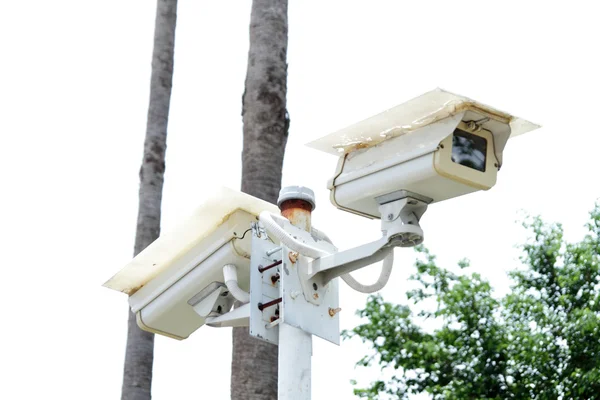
(1, 1), (598, 399)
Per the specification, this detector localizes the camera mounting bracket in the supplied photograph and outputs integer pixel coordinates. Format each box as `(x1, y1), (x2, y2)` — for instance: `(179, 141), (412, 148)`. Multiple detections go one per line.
(305, 192), (429, 287)
(377, 190), (430, 248)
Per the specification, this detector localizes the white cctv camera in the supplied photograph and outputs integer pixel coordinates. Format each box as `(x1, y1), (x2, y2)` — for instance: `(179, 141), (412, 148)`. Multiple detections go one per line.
(103, 187), (279, 340)
(103, 89), (540, 343)
(307, 88), (540, 220)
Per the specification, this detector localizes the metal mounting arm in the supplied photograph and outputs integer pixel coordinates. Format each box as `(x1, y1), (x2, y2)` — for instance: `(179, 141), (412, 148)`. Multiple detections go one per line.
(306, 237), (391, 285)
(306, 193), (429, 287)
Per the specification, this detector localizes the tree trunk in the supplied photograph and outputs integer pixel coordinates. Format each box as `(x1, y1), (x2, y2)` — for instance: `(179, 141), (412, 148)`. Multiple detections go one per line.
(121, 1), (177, 399)
(232, 0), (289, 399)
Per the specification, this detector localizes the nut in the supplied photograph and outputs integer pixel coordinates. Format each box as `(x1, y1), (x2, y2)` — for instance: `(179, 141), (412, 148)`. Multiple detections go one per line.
(328, 307), (342, 317)
(271, 273), (280, 285)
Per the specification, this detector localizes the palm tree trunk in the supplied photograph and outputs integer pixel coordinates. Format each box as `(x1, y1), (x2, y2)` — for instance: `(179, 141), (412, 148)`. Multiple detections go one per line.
(231, 0), (289, 399)
(121, 1), (177, 399)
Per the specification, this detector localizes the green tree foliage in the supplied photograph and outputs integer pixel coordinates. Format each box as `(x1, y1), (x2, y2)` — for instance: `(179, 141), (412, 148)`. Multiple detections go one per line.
(344, 204), (600, 399)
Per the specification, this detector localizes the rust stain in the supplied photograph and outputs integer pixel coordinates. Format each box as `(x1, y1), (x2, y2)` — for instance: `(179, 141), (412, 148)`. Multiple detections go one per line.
(344, 142), (371, 153)
(258, 259), (282, 273)
(258, 297), (282, 311)
(127, 286), (140, 296)
(338, 102), (513, 156)
(280, 199), (313, 212)
(328, 307), (342, 317)
(280, 199), (312, 232)
(313, 293), (319, 300)
(288, 251), (299, 264)
(271, 273), (280, 285)
(456, 102), (511, 124)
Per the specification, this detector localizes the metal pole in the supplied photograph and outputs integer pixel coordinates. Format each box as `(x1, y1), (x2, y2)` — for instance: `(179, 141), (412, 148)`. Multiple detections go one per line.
(278, 323), (312, 399)
(277, 186), (315, 400)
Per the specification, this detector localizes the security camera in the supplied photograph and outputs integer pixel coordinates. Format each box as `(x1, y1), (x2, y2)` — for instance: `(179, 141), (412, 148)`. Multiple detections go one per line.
(103, 187), (279, 340)
(104, 90), (540, 394)
(104, 90), (539, 345)
(307, 88), (540, 220)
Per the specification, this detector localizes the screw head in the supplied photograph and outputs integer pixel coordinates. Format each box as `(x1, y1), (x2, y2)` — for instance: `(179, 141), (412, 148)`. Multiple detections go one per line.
(328, 307), (342, 317)
(387, 213), (394, 220)
(271, 273), (280, 284)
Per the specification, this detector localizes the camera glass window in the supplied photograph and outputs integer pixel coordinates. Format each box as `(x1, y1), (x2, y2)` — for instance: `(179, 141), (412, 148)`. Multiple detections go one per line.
(451, 129), (487, 172)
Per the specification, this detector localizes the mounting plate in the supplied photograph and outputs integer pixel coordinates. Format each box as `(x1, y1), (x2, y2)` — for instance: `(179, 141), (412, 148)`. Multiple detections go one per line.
(280, 238), (340, 345)
(249, 221), (341, 346)
(249, 226), (281, 345)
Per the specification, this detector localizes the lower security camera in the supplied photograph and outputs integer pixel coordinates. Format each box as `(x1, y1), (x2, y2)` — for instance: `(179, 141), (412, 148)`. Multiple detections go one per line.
(307, 88), (540, 219)
(103, 187), (278, 340)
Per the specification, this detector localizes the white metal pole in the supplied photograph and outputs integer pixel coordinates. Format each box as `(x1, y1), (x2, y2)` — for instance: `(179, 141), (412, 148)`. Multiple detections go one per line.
(277, 186), (316, 400)
(278, 323), (312, 399)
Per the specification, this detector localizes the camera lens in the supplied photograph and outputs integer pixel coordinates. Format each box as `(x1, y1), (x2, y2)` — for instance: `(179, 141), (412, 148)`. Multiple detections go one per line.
(451, 129), (487, 172)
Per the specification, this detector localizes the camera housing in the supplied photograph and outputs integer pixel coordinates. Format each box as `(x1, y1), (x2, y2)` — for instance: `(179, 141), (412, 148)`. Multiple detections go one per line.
(103, 187), (278, 340)
(307, 89), (540, 219)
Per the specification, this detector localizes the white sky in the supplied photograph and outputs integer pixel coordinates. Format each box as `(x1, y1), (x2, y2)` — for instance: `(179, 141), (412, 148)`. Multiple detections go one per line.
(2, 1), (599, 399)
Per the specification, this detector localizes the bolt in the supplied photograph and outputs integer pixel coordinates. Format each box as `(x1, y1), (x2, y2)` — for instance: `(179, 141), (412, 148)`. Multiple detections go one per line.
(257, 297), (282, 311)
(387, 213), (394, 220)
(312, 283), (318, 290)
(271, 273), (280, 284)
(266, 246), (282, 257)
(258, 259), (282, 273)
(288, 251), (299, 263)
(328, 307), (342, 317)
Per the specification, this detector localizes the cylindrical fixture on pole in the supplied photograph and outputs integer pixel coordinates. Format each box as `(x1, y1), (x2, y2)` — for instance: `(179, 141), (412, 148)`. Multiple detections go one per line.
(278, 186), (315, 232)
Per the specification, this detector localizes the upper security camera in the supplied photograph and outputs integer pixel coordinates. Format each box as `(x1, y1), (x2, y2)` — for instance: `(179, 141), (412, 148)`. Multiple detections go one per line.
(307, 88), (540, 220)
